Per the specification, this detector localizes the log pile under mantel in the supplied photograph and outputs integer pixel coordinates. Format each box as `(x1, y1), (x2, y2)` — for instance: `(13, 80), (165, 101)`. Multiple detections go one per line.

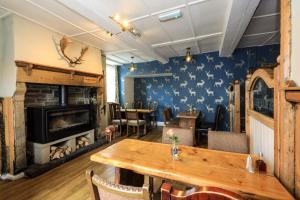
(50, 146), (72, 160)
(76, 136), (90, 149)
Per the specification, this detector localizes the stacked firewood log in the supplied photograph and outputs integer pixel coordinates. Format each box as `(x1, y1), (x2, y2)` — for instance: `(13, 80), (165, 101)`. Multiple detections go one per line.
(50, 146), (72, 160)
(76, 136), (89, 149)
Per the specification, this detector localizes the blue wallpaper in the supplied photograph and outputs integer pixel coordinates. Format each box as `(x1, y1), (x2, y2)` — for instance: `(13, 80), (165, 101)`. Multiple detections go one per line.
(118, 45), (279, 130)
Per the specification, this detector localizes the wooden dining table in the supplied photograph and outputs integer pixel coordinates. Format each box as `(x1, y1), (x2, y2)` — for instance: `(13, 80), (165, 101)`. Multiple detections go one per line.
(90, 139), (293, 200)
(120, 108), (154, 114)
(176, 111), (200, 128)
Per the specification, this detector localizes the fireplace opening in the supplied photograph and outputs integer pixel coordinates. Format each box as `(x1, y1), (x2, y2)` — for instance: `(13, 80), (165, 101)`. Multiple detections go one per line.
(27, 104), (94, 144)
(48, 108), (90, 133)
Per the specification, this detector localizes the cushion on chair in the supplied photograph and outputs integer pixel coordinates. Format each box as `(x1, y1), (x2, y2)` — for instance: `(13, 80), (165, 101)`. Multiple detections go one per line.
(162, 126), (194, 146)
(128, 120), (146, 126)
(208, 131), (248, 154)
(112, 119), (127, 125)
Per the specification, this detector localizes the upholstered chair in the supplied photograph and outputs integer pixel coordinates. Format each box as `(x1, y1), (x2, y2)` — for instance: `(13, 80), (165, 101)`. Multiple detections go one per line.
(162, 126), (194, 146)
(86, 169), (150, 200)
(208, 131), (249, 154)
(126, 110), (146, 137)
(161, 183), (245, 200)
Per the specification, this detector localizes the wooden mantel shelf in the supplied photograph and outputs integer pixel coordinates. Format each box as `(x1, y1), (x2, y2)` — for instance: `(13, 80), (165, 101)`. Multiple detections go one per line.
(15, 60), (103, 79)
(15, 60), (103, 87)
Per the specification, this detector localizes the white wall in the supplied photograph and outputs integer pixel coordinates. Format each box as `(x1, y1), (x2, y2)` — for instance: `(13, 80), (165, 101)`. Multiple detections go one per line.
(0, 15), (17, 97)
(291, 0), (300, 85)
(124, 77), (134, 108)
(0, 15), (103, 97)
(250, 116), (274, 173)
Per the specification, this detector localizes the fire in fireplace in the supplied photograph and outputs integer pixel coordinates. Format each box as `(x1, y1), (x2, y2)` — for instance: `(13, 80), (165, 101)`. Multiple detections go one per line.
(27, 104), (94, 144)
(27, 85), (95, 144)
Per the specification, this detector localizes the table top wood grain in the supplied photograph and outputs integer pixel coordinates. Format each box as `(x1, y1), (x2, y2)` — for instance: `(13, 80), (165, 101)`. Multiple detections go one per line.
(120, 108), (154, 114)
(177, 111), (200, 119)
(90, 139), (293, 200)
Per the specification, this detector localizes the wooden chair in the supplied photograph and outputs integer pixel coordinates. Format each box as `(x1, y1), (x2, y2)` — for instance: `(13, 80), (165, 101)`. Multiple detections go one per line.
(108, 103), (127, 135)
(208, 131), (248, 154)
(162, 126), (194, 146)
(126, 109), (146, 137)
(161, 183), (245, 200)
(133, 100), (143, 109)
(148, 100), (158, 128)
(163, 108), (179, 126)
(86, 169), (150, 200)
(195, 104), (225, 144)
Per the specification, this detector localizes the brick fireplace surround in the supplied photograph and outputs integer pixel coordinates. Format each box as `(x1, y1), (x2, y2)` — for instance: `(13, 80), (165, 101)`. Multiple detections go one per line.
(0, 61), (104, 175)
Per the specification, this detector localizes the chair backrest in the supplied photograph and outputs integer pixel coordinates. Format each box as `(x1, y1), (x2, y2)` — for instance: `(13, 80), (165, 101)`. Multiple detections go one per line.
(108, 103), (122, 122)
(147, 100), (158, 111)
(161, 183), (245, 200)
(162, 126), (194, 146)
(126, 110), (139, 121)
(133, 100), (143, 109)
(214, 104), (225, 130)
(163, 109), (171, 125)
(208, 131), (248, 154)
(86, 169), (150, 200)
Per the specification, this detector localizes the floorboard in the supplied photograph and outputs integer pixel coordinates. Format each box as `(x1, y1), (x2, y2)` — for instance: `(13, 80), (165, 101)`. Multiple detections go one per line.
(0, 128), (163, 200)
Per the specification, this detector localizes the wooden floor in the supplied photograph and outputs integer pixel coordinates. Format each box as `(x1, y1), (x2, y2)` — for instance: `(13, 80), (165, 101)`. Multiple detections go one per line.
(0, 128), (163, 200)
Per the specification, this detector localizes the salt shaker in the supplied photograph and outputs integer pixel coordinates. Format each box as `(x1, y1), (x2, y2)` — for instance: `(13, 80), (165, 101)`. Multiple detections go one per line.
(246, 155), (255, 173)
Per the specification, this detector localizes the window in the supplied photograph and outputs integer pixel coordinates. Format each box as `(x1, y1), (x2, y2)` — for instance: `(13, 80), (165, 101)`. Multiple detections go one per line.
(106, 65), (117, 102)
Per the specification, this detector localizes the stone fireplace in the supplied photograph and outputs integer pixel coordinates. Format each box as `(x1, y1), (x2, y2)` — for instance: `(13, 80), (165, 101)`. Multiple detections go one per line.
(0, 60), (104, 175)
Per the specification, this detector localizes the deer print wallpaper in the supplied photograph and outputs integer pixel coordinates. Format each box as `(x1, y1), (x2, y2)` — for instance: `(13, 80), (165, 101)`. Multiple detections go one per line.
(118, 44), (279, 130)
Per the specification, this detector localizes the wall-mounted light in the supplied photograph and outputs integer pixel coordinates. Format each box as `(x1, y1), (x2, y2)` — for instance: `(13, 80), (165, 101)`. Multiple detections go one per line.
(128, 56), (137, 72)
(110, 14), (141, 37)
(185, 47), (192, 62)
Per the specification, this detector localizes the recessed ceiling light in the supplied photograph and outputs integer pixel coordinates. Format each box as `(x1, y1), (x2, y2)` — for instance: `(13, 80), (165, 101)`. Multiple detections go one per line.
(158, 9), (182, 22)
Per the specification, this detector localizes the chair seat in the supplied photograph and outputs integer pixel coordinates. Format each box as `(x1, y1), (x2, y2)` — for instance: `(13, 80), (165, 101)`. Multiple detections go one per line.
(128, 120), (146, 126)
(112, 119), (127, 125)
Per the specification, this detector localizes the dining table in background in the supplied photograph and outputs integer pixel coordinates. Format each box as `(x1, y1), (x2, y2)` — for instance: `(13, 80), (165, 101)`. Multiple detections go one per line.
(176, 111), (200, 128)
(120, 108), (154, 129)
(90, 139), (293, 200)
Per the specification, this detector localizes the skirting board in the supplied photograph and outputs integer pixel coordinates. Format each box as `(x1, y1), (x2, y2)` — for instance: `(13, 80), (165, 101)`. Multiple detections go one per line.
(157, 122), (165, 126)
(0, 172), (25, 181)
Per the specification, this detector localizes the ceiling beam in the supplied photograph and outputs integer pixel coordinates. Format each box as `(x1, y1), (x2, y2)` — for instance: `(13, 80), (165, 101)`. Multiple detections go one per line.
(106, 58), (123, 65)
(243, 30), (279, 37)
(107, 54), (131, 63)
(105, 49), (137, 55)
(129, 0), (211, 23)
(152, 32), (222, 48)
(252, 12), (280, 19)
(25, 0), (106, 41)
(184, 0), (201, 54)
(219, 0), (260, 57)
(58, 0), (168, 64)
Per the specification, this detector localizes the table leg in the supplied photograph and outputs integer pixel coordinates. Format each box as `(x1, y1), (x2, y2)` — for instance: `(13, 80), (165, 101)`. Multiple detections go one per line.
(115, 167), (120, 184)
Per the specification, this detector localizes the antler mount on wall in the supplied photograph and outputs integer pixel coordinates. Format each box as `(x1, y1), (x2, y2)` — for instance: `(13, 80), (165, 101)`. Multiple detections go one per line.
(59, 36), (88, 67)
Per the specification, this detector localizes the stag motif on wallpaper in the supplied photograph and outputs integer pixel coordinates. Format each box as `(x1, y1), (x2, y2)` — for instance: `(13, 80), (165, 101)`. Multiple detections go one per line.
(59, 36), (88, 67)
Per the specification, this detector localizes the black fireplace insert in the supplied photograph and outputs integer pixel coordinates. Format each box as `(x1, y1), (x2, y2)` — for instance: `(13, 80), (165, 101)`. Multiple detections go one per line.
(27, 104), (94, 144)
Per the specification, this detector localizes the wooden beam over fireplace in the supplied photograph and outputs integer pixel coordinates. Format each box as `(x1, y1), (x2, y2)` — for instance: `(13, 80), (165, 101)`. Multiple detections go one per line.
(15, 60), (103, 87)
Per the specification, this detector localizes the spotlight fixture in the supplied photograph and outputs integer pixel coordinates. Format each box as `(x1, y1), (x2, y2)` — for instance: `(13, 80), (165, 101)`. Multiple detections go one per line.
(128, 56), (137, 72)
(185, 47), (192, 62)
(110, 14), (141, 37)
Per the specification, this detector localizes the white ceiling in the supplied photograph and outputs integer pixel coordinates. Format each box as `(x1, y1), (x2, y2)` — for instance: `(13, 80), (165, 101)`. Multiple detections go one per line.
(0, 0), (279, 65)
